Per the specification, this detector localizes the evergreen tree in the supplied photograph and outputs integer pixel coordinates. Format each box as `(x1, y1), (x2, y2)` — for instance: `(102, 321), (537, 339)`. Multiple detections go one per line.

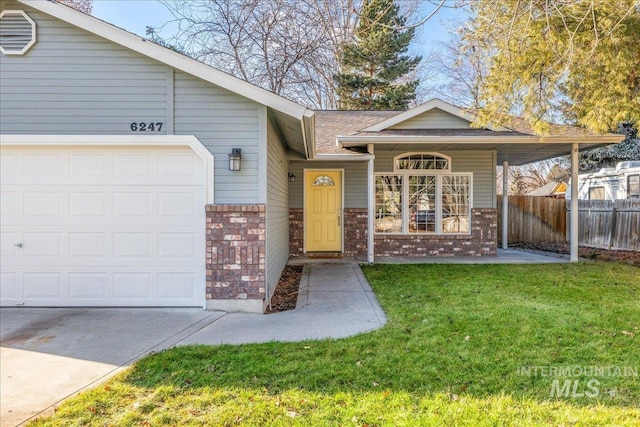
(335, 0), (420, 110)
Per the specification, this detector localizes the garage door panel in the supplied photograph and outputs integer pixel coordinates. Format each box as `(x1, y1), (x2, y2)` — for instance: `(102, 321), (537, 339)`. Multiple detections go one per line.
(24, 233), (63, 258)
(68, 273), (108, 299)
(158, 192), (197, 218)
(1, 145), (207, 307)
(24, 153), (62, 178)
(69, 232), (107, 257)
(23, 273), (62, 299)
(68, 192), (108, 218)
(69, 153), (107, 177)
(113, 192), (152, 218)
(158, 233), (196, 258)
(24, 192), (63, 218)
(113, 232), (152, 258)
(1, 191), (18, 217)
(0, 232), (20, 260)
(113, 153), (153, 181)
(113, 273), (152, 299)
(158, 273), (196, 299)
(0, 272), (19, 302)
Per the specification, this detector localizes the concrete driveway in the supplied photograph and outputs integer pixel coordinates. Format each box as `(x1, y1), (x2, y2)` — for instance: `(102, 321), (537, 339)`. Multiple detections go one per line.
(0, 262), (387, 427)
(0, 308), (223, 427)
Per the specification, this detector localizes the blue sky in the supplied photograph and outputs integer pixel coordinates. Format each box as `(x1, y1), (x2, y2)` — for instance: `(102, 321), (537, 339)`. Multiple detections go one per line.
(91, 0), (467, 52)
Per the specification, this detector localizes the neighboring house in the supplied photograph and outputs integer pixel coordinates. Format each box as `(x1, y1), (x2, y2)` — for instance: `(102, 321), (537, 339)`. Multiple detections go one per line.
(0, 0), (623, 311)
(567, 161), (640, 200)
(526, 181), (567, 198)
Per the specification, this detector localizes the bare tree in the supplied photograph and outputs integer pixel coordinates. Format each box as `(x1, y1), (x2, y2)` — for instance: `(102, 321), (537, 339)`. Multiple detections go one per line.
(157, 0), (362, 109)
(429, 34), (486, 108)
(59, 0), (93, 14)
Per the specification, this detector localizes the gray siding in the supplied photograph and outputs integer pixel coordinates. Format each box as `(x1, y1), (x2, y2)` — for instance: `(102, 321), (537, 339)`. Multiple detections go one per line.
(374, 150), (496, 208)
(265, 118), (289, 297)
(389, 108), (471, 130)
(0, 4), (168, 134)
(289, 161), (369, 209)
(0, 3), (263, 205)
(173, 71), (261, 204)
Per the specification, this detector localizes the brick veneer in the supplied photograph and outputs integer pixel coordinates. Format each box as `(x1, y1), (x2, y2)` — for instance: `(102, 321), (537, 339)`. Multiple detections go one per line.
(289, 208), (368, 257)
(375, 208), (497, 257)
(343, 208), (368, 257)
(206, 205), (266, 308)
(289, 207), (497, 257)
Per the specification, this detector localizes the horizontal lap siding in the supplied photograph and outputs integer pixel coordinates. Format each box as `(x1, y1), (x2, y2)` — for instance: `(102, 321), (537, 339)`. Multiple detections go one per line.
(0, 5), (167, 134)
(374, 150), (496, 209)
(173, 72), (260, 204)
(0, 3), (263, 205)
(289, 161), (368, 208)
(389, 109), (471, 129)
(266, 120), (289, 297)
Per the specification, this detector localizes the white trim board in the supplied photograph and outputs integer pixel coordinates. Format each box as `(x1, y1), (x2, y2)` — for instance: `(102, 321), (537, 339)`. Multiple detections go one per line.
(0, 134), (215, 204)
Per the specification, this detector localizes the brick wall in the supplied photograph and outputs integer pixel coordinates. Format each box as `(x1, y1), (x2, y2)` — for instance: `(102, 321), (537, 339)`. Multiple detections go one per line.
(375, 208), (497, 257)
(289, 208), (304, 256)
(289, 208), (368, 257)
(206, 205), (266, 303)
(344, 208), (368, 257)
(289, 208), (496, 257)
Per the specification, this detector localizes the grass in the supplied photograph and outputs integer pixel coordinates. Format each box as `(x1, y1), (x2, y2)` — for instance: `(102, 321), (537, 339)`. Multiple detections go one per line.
(32, 263), (639, 426)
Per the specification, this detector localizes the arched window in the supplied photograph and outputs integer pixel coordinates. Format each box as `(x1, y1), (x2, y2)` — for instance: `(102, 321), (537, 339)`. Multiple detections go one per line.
(313, 175), (335, 186)
(375, 153), (471, 236)
(394, 153), (451, 171)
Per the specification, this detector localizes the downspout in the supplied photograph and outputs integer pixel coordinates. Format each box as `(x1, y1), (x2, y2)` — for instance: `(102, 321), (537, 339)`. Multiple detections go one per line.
(367, 144), (375, 264)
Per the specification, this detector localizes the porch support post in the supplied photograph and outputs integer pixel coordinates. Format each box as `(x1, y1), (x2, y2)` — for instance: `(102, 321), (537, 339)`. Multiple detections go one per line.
(502, 160), (509, 249)
(367, 144), (375, 264)
(570, 143), (579, 262)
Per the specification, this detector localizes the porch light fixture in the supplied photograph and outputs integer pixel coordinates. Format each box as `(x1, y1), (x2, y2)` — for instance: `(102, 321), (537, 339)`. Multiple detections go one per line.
(228, 148), (242, 171)
(288, 173), (296, 182)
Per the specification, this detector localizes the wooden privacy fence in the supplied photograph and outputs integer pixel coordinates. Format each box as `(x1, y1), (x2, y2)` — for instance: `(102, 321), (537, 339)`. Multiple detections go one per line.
(497, 196), (640, 251)
(569, 199), (640, 251)
(497, 195), (567, 244)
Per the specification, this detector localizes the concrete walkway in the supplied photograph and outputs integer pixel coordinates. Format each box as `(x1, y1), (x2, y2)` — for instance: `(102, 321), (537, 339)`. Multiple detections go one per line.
(0, 262), (386, 427)
(371, 248), (570, 264)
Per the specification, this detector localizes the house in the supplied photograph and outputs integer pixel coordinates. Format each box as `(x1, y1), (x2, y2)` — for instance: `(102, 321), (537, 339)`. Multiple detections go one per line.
(567, 161), (640, 200)
(0, 0), (624, 312)
(526, 181), (567, 198)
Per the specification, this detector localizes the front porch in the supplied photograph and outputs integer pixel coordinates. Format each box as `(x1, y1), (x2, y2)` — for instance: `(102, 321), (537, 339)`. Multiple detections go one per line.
(289, 248), (569, 265)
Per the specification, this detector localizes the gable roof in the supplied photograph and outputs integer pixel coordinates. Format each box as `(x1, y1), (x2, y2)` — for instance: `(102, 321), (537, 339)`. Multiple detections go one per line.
(526, 181), (567, 197)
(17, 0), (315, 154)
(362, 98), (510, 132)
(314, 110), (398, 155)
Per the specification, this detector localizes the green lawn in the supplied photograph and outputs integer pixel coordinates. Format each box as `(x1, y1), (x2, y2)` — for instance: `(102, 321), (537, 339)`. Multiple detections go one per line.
(33, 263), (639, 426)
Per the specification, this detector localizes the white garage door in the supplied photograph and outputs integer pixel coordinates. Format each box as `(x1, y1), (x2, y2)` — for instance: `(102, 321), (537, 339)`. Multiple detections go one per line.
(0, 144), (207, 307)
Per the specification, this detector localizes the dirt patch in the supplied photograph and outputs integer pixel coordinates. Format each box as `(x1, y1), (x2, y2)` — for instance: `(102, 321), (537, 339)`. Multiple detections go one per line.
(265, 265), (304, 314)
(511, 242), (640, 267)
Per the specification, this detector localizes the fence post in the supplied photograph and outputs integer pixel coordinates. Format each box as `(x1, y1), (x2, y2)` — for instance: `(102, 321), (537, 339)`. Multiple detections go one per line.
(608, 205), (617, 250)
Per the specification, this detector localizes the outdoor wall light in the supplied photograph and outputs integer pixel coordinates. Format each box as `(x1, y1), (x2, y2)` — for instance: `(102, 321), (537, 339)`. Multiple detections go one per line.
(288, 172), (296, 182)
(228, 148), (242, 171)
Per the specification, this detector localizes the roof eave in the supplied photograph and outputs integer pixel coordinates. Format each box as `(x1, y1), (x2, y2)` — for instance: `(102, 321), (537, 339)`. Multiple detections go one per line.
(337, 134), (625, 147)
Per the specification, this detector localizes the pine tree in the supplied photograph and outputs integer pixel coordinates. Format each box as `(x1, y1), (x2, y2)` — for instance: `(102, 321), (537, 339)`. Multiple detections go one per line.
(335, 0), (420, 110)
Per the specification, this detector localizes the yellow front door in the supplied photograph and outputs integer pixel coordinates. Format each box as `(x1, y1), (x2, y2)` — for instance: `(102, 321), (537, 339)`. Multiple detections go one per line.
(305, 170), (342, 252)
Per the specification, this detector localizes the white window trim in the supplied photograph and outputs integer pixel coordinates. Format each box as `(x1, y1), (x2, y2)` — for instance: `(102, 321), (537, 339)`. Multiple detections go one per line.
(374, 172), (473, 236)
(0, 10), (37, 55)
(393, 152), (452, 171)
(375, 152), (472, 236)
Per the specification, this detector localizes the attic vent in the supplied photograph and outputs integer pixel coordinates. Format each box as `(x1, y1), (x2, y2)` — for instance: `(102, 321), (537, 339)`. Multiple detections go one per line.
(0, 10), (36, 55)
